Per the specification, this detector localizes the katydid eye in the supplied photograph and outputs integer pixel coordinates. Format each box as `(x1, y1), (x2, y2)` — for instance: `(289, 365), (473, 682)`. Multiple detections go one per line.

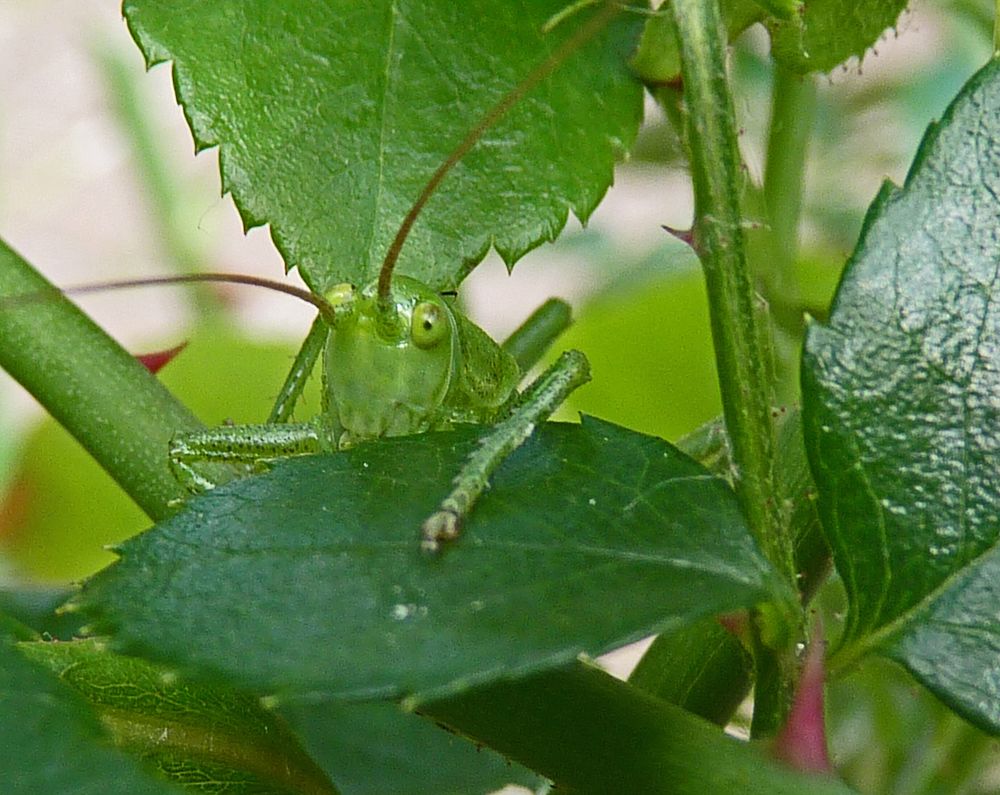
(411, 302), (448, 349)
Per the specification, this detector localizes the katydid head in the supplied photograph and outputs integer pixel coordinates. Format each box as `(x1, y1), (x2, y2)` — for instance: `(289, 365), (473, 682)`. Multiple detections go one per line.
(323, 276), (458, 445)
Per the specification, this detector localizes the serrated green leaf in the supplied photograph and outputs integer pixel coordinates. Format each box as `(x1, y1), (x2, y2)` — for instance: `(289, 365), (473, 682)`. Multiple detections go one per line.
(79, 418), (789, 701)
(122, 0), (644, 292)
(19, 638), (339, 795)
(280, 700), (539, 795)
(0, 639), (182, 795)
(767, 0), (908, 74)
(802, 58), (1000, 731)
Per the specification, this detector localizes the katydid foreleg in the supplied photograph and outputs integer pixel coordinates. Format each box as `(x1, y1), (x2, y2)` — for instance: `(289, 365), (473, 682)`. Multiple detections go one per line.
(500, 297), (572, 374)
(168, 419), (332, 492)
(268, 282), (356, 424)
(420, 348), (591, 553)
(267, 314), (329, 424)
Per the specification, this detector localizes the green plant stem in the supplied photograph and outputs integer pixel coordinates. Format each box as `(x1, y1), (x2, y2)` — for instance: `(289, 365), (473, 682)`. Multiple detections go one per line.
(762, 66), (815, 317)
(421, 662), (854, 794)
(668, 0), (799, 734)
(0, 240), (203, 519)
(759, 66), (816, 404)
(668, 0), (789, 580)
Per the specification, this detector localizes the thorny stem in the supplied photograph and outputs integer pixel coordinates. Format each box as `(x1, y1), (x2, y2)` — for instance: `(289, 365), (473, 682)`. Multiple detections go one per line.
(0, 241), (203, 519)
(667, 0), (799, 735)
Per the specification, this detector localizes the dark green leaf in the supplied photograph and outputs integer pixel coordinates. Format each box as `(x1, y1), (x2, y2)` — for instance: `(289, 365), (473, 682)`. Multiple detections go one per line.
(767, 0), (908, 74)
(628, 617), (752, 726)
(802, 58), (1000, 731)
(19, 638), (339, 795)
(280, 701), (538, 795)
(80, 418), (789, 700)
(0, 640), (182, 795)
(122, 0), (644, 292)
(626, 408), (831, 728)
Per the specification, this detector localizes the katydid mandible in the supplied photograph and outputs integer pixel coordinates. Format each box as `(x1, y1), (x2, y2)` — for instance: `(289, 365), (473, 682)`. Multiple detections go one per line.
(151, 5), (622, 551)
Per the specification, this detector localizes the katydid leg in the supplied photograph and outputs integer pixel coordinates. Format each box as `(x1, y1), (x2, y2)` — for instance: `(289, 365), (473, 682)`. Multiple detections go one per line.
(501, 297), (572, 374)
(267, 314), (329, 424)
(170, 419), (330, 491)
(421, 349), (591, 552)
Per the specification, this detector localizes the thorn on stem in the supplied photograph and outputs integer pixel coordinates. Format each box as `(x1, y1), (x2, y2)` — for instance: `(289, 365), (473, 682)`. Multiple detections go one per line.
(136, 342), (188, 374)
(662, 224), (695, 248)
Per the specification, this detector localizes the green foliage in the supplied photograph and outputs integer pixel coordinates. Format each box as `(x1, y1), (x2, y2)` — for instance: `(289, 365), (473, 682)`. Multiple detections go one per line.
(79, 418), (789, 699)
(123, 0), (645, 292)
(1, 1), (999, 793)
(767, 0), (910, 74)
(628, 617), (753, 725)
(18, 638), (338, 794)
(557, 254), (723, 441)
(0, 638), (183, 794)
(803, 56), (1000, 732)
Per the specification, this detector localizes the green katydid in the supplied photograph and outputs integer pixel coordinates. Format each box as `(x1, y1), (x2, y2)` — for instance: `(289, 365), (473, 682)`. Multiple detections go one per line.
(46, 3), (626, 551)
(155, 271), (588, 553)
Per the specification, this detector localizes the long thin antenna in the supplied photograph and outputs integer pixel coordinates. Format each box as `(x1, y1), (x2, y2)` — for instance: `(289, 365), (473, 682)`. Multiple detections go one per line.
(9, 273), (339, 323)
(376, 0), (621, 305)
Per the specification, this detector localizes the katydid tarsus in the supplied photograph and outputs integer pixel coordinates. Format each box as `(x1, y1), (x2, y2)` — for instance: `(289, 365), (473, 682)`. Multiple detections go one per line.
(18, 3), (629, 552)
